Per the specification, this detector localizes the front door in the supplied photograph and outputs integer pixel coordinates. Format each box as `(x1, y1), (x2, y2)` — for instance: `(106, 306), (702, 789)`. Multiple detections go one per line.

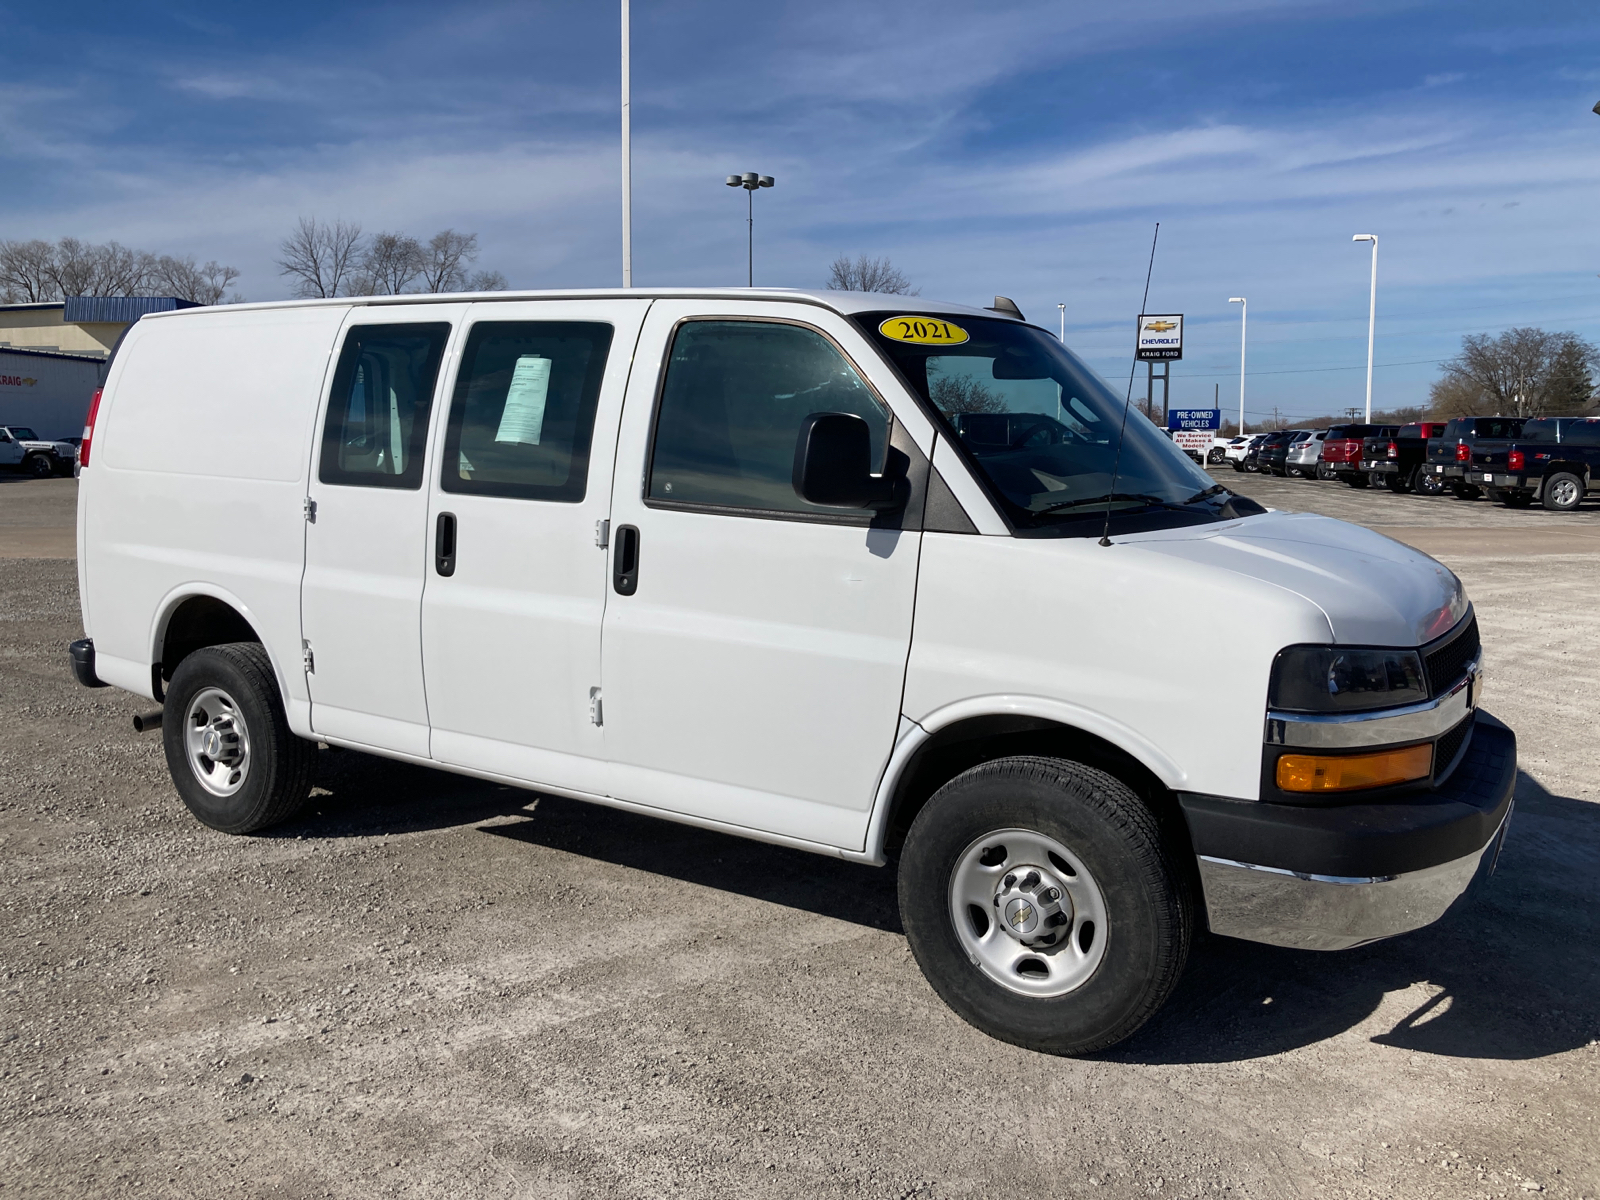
(420, 300), (649, 795)
(600, 302), (926, 850)
(302, 309), (463, 756)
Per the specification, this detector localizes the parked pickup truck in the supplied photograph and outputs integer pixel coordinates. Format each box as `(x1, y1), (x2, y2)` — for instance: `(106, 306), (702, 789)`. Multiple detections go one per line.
(1476, 416), (1600, 510)
(1423, 416), (1526, 500)
(1319, 424), (1397, 486)
(0, 425), (77, 477)
(1360, 421), (1451, 494)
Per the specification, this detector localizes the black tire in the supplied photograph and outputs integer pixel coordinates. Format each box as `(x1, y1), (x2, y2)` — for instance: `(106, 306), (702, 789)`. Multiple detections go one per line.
(1541, 471), (1584, 512)
(898, 756), (1192, 1056)
(1412, 466), (1442, 495)
(1500, 490), (1533, 509)
(1230, 461), (1244, 473)
(25, 454), (52, 478)
(1383, 472), (1410, 493)
(1450, 484), (1481, 501)
(1344, 474), (1369, 488)
(161, 643), (315, 834)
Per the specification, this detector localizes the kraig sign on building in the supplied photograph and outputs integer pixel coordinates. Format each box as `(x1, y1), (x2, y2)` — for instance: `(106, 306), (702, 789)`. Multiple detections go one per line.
(1136, 314), (1183, 361)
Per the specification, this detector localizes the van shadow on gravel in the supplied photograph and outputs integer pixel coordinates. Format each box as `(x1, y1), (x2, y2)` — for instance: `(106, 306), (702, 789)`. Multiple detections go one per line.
(270, 745), (903, 934)
(274, 749), (1595, 1063)
(1109, 771), (1600, 1065)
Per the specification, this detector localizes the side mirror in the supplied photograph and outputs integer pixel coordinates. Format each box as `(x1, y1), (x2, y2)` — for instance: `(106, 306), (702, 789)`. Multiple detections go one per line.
(792, 412), (900, 510)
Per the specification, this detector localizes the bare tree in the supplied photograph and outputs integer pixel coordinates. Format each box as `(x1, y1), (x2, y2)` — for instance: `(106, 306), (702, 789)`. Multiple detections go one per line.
(465, 269), (508, 292)
(350, 232), (424, 296)
(0, 240), (58, 301)
(416, 230), (479, 293)
(151, 256), (242, 306)
(0, 236), (242, 303)
(1427, 375), (1491, 419)
(276, 217), (364, 299)
(826, 254), (917, 295)
(928, 370), (1006, 419)
(49, 239), (158, 297)
(1431, 327), (1600, 419)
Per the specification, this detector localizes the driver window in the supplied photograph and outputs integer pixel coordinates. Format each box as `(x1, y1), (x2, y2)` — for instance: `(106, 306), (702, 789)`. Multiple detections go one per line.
(647, 320), (889, 517)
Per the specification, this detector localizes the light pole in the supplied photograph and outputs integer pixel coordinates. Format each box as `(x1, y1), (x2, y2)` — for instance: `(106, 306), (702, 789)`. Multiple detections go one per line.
(620, 0), (632, 288)
(1228, 297), (1247, 434)
(1058, 303), (1066, 342)
(725, 172), (774, 287)
(1353, 234), (1378, 423)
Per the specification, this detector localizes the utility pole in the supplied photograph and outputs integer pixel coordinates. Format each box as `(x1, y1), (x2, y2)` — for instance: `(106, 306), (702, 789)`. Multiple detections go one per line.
(620, 0), (632, 287)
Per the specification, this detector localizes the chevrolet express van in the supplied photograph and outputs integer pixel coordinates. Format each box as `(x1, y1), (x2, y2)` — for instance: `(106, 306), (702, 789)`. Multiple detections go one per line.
(69, 289), (1514, 1054)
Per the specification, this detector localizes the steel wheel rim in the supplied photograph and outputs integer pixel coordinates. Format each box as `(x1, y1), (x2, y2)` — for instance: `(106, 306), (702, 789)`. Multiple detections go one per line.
(183, 686), (251, 797)
(1551, 478), (1579, 507)
(948, 827), (1109, 999)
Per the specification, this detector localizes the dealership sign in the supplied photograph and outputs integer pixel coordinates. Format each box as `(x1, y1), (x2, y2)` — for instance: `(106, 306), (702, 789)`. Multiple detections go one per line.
(1168, 408), (1220, 431)
(1136, 314), (1183, 361)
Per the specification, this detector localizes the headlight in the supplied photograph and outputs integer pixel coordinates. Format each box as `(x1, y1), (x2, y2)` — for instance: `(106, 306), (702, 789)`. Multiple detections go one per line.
(1269, 645), (1427, 713)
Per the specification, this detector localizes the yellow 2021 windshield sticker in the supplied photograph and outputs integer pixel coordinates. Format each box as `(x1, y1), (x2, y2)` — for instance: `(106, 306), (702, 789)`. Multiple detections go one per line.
(878, 316), (969, 346)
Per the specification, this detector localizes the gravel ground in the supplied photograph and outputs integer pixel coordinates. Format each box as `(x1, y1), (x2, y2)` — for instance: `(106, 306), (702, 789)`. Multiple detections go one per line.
(2, 478), (1598, 1199)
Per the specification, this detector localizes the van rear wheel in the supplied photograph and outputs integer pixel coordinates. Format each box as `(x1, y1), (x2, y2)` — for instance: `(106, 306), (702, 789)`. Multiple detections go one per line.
(161, 643), (314, 834)
(898, 756), (1192, 1056)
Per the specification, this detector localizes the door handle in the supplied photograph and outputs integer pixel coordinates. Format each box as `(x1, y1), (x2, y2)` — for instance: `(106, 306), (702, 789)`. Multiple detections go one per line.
(613, 525), (639, 595)
(435, 512), (457, 577)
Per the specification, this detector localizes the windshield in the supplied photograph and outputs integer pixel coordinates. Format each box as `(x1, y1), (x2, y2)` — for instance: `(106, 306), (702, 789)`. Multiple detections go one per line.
(9, 427), (39, 440)
(858, 313), (1255, 536)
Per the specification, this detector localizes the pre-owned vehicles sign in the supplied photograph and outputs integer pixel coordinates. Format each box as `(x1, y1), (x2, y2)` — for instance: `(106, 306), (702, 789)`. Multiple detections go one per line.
(1136, 314), (1183, 361)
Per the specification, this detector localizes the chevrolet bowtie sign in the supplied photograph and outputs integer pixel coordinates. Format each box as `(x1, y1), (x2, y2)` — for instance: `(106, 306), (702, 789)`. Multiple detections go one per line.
(1136, 314), (1184, 361)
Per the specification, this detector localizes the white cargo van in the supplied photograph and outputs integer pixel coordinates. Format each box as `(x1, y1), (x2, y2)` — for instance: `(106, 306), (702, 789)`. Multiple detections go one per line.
(69, 289), (1513, 1054)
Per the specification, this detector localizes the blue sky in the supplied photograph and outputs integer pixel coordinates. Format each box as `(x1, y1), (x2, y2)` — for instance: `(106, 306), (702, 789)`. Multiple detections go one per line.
(2, 0), (1597, 421)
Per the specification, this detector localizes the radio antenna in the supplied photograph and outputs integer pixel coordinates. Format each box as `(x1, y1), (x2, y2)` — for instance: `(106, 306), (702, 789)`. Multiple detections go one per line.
(1100, 221), (1160, 548)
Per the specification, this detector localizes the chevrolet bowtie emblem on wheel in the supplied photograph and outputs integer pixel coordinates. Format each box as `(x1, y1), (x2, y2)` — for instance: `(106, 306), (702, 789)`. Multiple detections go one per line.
(1144, 320), (1176, 332)
(1009, 902), (1034, 929)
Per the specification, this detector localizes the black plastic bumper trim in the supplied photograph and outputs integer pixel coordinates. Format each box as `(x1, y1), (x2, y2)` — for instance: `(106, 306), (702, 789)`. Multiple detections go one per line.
(68, 638), (108, 689)
(1179, 710), (1515, 879)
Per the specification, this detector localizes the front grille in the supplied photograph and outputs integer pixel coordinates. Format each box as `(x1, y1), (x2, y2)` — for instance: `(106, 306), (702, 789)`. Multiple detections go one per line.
(1424, 614), (1479, 698)
(1432, 714), (1474, 784)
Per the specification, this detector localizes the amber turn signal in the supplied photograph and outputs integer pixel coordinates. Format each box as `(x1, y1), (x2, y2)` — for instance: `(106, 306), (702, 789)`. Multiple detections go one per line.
(1276, 744), (1433, 793)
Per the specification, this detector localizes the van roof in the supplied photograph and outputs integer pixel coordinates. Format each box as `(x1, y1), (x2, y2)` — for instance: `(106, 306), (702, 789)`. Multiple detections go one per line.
(137, 288), (1023, 324)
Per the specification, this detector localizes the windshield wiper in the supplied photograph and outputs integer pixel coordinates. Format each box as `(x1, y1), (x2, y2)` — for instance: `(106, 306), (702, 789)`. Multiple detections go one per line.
(1181, 484), (1229, 505)
(1034, 492), (1174, 516)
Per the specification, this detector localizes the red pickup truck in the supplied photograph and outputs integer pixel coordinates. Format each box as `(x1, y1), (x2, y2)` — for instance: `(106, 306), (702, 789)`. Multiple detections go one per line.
(1319, 423), (1397, 486)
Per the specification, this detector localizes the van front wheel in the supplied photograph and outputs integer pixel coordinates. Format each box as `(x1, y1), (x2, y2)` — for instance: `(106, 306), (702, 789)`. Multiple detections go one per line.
(898, 756), (1192, 1056)
(161, 643), (315, 834)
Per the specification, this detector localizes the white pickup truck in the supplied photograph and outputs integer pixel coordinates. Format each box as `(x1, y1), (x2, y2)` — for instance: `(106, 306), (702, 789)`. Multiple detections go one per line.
(0, 425), (76, 477)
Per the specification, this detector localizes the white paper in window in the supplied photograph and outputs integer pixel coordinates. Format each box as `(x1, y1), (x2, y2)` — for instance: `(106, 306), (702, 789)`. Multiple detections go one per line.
(494, 355), (552, 445)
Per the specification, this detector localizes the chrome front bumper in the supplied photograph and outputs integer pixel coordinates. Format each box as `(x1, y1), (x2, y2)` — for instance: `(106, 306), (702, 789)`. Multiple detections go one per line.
(1196, 805), (1510, 951)
(1181, 709), (1517, 952)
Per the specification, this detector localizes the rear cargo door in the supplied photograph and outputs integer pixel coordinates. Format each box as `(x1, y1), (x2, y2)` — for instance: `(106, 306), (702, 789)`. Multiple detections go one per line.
(302, 306), (467, 757)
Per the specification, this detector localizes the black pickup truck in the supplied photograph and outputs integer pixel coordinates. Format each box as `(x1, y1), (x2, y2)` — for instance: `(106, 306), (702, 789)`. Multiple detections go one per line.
(1360, 420), (1451, 494)
(1476, 416), (1600, 510)
(1423, 416), (1526, 500)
